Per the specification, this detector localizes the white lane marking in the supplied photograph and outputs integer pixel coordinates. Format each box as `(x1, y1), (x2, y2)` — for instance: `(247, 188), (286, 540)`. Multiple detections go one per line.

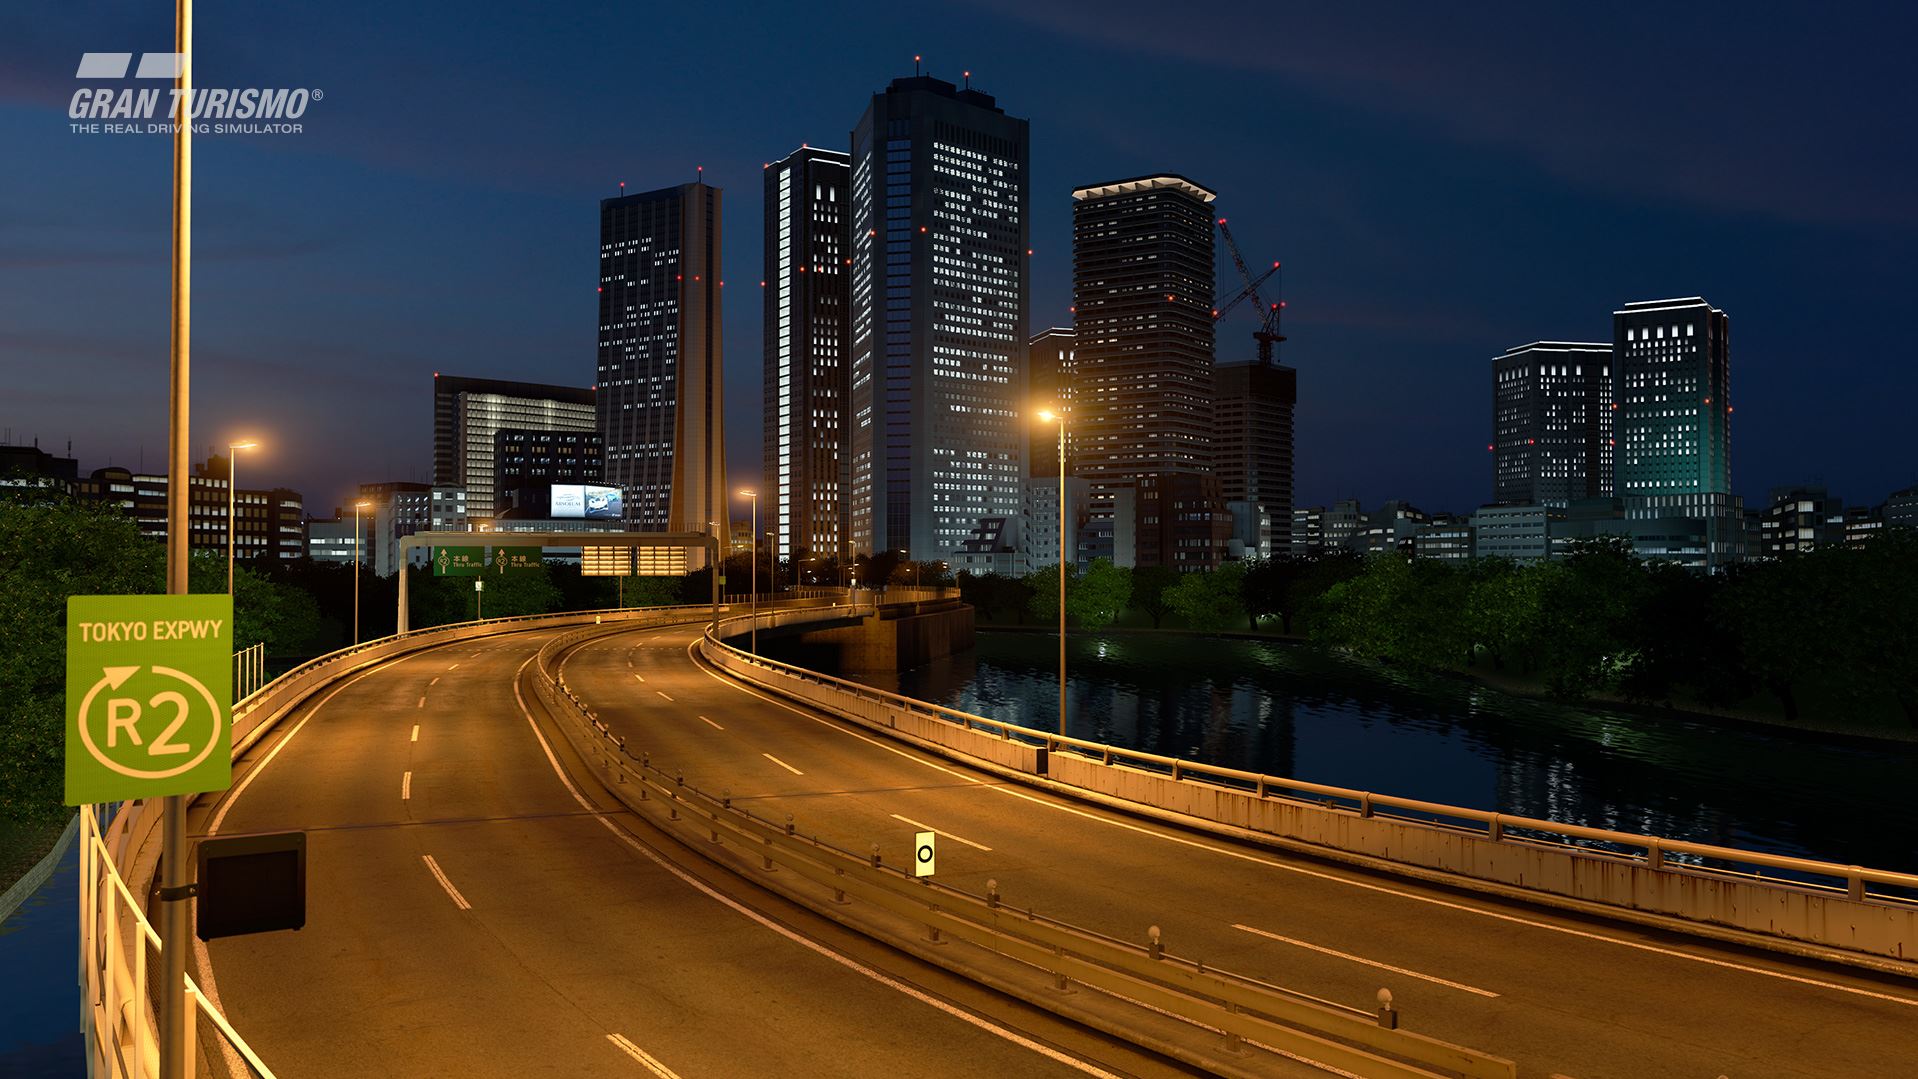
(430, 676), (440, 686)
(402, 771), (413, 801)
(634, 673), (647, 683)
(656, 690), (674, 702)
(421, 854), (472, 910)
(607, 1034), (680, 1078)
(689, 643), (1918, 1010)
(890, 813), (992, 852)
(697, 714), (725, 731)
(508, 665), (1122, 1079)
(417, 696), (426, 708)
(447, 663), (459, 670)
(411, 724), (420, 742)
(209, 653), (416, 835)
(1234, 923), (1499, 998)
(762, 753), (804, 776)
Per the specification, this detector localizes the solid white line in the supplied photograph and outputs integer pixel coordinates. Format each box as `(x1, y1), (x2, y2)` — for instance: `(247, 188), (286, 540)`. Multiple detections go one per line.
(697, 715), (724, 731)
(890, 813), (992, 852)
(402, 771), (412, 801)
(208, 652), (416, 835)
(762, 753), (803, 776)
(421, 854), (472, 910)
(607, 1034), (680, 1079)
(411, 724), (420, 742)
(688, 642), (1918, 1010)
(507, 666), (1121, 1079)
(1233, 924), (1499, 998)
(656, 690), (674, 702)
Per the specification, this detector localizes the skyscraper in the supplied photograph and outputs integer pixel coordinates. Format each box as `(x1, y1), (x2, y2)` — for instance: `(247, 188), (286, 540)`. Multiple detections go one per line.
(1612, 298), (1731, 518)
(1213, 357), (1296, 552)
(432, 374), (596, 525)
(598, 181), (729, 545)
(848, 74), (1028, 561)
(764, 146), (850, 567)
(1071, 175), (1217, 517)
(1490, 341), (1613, 506)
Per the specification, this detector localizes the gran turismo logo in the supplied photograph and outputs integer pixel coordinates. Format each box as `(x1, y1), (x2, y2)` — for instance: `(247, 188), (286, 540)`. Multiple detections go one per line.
(68, 52), (320, 136)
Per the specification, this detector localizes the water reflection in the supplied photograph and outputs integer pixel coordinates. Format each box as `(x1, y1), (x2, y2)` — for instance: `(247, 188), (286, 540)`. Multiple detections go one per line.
(874, 632), (1918, 872)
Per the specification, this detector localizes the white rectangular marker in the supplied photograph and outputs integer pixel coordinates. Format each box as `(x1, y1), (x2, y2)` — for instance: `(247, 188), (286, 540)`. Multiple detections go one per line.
(913, 831), (936, 877)
(656, 691), (673, 702)
(890, 813), (992, 851)
(762, 753), (803, 776)
(1233, 923), (1499, 997)
(410, 725), (420, 742)
(430, 677), (440, 686)
(607, 1034), (680, 1079)
(697, 715), (724, 731)
(634, 673), (646, 683)
(421, 854), (470, 909)
(447, 663), (459, 670)
(417, 696), (425, 708)
(402, 771), (412, 800)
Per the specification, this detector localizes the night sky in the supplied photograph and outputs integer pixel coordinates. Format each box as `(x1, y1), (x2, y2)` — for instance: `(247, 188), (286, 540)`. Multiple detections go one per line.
(4, 2), (1913, 519)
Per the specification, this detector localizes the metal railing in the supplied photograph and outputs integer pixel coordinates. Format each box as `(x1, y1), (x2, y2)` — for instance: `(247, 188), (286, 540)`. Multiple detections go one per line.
(693, 606), (1918, 962)
(533, 622), (1514, 1079)
(231, 643), (266, 701)
(83, 602), (734, 1079)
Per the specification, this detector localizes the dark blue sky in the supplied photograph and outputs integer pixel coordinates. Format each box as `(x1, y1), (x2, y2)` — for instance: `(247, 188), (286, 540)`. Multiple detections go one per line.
(4, 2), (1914, 516)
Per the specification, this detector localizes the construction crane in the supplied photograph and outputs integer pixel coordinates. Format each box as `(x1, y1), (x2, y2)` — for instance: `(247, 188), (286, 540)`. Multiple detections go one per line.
(1212, 216), (1286, 365)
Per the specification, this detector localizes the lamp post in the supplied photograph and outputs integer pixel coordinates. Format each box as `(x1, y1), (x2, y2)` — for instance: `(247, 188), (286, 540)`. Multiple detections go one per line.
(738, 489), (758, 653)
(352, 499), (372, 645)
(225, 438), (258, 595)
(1039, 409), (1068, 735)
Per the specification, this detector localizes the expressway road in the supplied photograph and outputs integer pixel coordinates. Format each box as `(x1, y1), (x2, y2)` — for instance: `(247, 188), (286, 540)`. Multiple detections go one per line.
(187, 625), (1213, 1079)
(556, 621), (1918, 1079)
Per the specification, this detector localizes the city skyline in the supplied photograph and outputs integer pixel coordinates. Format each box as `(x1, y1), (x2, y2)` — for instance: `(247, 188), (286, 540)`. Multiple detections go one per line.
(5, 4), (1915, 518)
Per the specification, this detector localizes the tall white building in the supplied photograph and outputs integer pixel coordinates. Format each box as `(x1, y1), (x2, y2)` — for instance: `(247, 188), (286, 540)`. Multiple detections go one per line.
(848, 74), (1028, 561)
(1491, 341), (1612, 507)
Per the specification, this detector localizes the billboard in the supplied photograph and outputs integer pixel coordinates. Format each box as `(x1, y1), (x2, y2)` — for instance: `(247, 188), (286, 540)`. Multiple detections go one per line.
(552, 484), (622, 520)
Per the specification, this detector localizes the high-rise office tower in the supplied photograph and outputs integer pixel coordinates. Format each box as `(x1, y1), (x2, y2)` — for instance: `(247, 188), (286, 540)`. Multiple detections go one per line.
(1071, 175), (1217, 516)
(432, 374), (596, 525)
(1612, 298), (1731, 518)
(1027, 327), (1074, 478)
(848, 74), (1028, 560)
(764, 146), (851, 567)
(1490, 341), (1613, 506)
(598, 181), (729, 544)
(1213, 357), (1297, 552)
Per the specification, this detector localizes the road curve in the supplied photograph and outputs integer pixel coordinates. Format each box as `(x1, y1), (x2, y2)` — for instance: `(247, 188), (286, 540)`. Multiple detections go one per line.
(187, 626), (1199, 1079)
(559, 621), (1918, 1079)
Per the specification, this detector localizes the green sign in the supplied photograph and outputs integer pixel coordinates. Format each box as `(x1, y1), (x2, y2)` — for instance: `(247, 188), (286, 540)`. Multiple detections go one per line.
(492, 546), (542, 575)
(433, 546), (484, 576)
(65, 594), (233, 804)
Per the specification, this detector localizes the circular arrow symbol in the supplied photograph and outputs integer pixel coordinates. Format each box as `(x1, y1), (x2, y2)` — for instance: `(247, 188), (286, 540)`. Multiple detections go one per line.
(76, 664), (223, 780)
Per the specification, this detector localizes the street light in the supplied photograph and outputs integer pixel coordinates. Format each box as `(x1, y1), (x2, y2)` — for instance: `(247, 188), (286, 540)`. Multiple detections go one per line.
(225, 439), (259, 596)
(737, 489), (758, 654)
(352, 499), (372, 645)
(1038, 408), (1068, 735)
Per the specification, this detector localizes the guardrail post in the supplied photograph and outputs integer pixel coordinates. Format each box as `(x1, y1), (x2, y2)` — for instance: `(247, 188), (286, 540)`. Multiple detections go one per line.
(986, 878), (1000, 910)
(1358, 792), (1373, 818)
(785, 813), (795, 837)
(722, 788), (731, 809)
(762, 836), (775, 872)
(1221, 1002), (1244, 1053)
(1488, 814), (1504, 842)
(669, 793), (679, 821)
(1147, 925), (1163, 961)
(1255, 775), (1267, 799)
(1376, 988), (1398, 1029)
(833, 867), (848, 904)
(1645, 839), (1664, 871)
(1169, 761), (1181, 782)
(871, 843), (882, 870)
(710, 813), (720, 844)
(1848, 867), (1867, 902)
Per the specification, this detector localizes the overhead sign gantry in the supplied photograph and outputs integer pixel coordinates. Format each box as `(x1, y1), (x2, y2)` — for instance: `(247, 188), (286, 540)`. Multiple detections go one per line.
(395, 530), (723, 633)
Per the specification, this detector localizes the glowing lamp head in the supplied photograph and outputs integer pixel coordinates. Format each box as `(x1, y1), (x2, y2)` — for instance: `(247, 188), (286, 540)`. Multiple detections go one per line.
(228, 439), (259, 451)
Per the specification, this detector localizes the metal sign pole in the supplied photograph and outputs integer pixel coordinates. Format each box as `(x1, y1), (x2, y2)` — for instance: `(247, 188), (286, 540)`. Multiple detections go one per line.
(160, 0), (195, 1073)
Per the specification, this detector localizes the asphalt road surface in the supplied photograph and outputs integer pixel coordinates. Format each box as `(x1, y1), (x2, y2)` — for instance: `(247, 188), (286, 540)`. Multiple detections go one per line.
(551, 620), (1918, 1079)
(189, 626), (1211, 1079)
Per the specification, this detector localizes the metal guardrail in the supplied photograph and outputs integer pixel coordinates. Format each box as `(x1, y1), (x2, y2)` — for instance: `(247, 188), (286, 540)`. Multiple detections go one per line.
(693, 607), (1918, 954)
(83, 602), (733, 1079)
(532, 622), (1514, 1079)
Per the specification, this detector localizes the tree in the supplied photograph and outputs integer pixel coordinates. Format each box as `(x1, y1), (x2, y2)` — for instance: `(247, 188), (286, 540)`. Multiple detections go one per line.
(1130, 565), (1181, 628)
(1165, 562), (1248, 632)
(1071, 559), (1130, 630)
